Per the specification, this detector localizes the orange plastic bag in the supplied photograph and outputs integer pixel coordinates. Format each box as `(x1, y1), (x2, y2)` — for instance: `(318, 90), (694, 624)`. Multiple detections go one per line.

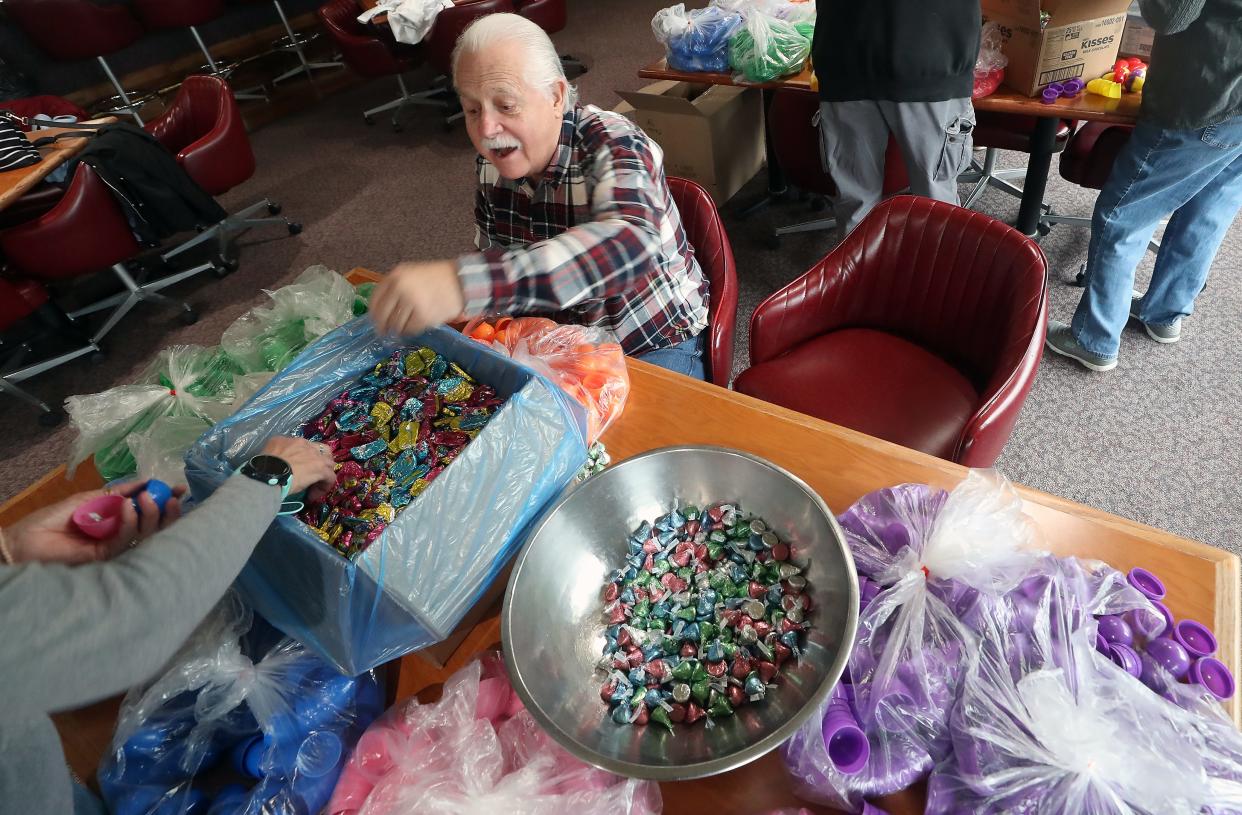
(464, 316), (629, 443)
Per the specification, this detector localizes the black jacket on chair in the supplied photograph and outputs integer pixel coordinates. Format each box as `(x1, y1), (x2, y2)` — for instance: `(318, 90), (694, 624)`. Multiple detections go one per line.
(70, 123), (226, 245)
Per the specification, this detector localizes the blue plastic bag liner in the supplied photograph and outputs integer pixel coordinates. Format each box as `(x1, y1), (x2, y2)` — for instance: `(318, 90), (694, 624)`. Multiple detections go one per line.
(98, 594), (385, 815)
(652, 4), (744, 73)
(185, 318), (588, 674)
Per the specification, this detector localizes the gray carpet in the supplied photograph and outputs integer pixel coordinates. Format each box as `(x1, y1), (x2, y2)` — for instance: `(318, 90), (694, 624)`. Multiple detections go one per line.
(2, 0), (1239, 561)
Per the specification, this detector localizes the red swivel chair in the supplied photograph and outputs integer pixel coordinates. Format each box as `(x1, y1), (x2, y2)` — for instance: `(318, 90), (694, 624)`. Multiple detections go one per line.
(960, 112), (1076, 217)
(734, 196), (1048, 467)
(424, 0), (517, 128)
(768, 88), (909, 245)
(318, 0), (450, 129)
(131, 0), (268, 101)
(0, 164), (213, 343)
(0, 277), (97, 426)
(667, 177), (738, 388)
(514, 0), (585, 75)
(4, 0), (154, 123)
(145, 75), (300, 268)
(1046, 122), (1160, 282)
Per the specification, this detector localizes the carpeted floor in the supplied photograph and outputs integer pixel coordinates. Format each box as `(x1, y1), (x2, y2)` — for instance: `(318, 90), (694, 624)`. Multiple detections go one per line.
(2, 0), (1239, 560)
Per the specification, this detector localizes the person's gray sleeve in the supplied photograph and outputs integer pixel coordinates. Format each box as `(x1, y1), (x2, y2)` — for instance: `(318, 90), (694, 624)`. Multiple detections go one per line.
(1137, 0), (1207, 34)
(0, 475), (281, 716)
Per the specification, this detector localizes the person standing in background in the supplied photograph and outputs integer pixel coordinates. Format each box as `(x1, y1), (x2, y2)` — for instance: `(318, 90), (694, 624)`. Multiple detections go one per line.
(1045, 0), (1242, 371)
(811, 0), (981, 235)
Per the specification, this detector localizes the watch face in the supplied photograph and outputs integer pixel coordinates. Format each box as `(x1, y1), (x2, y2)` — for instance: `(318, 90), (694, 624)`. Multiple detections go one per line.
(248, 455), (292, 483)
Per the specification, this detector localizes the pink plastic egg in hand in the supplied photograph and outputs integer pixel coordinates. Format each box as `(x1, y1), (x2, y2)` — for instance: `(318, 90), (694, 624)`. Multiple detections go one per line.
(71, 495), (127, 540)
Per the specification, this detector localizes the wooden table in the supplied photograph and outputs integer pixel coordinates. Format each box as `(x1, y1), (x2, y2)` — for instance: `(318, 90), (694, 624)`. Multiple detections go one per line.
(637, 58), (1142, 237)
(0, 119), (111, 212)
(5, 267), (1236, 813)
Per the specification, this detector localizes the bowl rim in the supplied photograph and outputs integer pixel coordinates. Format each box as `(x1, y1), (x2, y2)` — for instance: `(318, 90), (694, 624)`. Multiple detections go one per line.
(501, 444), (859, 780)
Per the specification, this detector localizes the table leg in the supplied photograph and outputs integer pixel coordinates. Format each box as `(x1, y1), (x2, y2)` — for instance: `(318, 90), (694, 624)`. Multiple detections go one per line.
(1014, 116), (1058, 237)
(735, 88), (789, 218)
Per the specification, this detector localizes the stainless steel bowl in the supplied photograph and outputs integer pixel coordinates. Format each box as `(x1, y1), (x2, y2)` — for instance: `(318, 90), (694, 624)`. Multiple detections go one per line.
(502, 445), (858, 780)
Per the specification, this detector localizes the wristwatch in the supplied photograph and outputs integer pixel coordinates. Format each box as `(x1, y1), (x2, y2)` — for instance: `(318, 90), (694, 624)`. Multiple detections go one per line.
(239, 454), (293, 502)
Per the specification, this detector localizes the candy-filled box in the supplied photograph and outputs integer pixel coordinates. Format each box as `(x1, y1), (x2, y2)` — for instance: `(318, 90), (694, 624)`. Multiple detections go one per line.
(187, 318), (588, 675)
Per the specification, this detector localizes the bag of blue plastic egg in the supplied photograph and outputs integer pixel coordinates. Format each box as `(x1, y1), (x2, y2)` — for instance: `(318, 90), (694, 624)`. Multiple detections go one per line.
(98, 594), (384, 815)
(652, 4), (743, 73)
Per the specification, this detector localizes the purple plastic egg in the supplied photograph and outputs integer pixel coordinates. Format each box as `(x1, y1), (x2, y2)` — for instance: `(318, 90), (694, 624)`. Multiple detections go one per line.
(1128, 567), (1167, 601)
(1097, 614), (1134, 647)
(1173, 619), (1217, 658)
(1144, 636), (1191, 680)
(1190, 656), (1235, 701)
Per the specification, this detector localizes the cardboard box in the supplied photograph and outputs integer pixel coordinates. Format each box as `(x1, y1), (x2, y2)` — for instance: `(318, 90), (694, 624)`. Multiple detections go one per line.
(614, 80), (764, 205)
(983, 0), (1132, 96)
(1120, 9), (1155, 58)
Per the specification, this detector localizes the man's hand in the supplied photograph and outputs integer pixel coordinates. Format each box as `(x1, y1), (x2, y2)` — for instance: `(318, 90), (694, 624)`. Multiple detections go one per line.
(260, 437), (336, 497)
(4, 481), (186, 565)
(370, 260), (466, 337)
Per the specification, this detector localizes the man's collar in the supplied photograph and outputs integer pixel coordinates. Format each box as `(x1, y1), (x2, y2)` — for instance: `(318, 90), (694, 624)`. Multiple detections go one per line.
(534, 106), (580, 189)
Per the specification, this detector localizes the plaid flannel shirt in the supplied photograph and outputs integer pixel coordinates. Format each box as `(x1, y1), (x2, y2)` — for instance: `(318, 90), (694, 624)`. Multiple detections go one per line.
(456, 104), (709, 356)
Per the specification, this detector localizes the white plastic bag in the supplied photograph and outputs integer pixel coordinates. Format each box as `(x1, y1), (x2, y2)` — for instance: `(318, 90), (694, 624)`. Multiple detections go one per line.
(65, 345), (238, 479)
(356, 0), (452, 44)
(327, 655), (661, 815)
(220, 265), (356, 375)
(925, 571), (1210, 814)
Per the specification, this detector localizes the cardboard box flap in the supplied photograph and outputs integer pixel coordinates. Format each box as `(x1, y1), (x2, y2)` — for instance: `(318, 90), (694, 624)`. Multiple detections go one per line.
(616, 81), (714, 117)
(984, 0), (1130, 25)
(1044, 0), (1132, 23)
(982, 0), (1041, 24)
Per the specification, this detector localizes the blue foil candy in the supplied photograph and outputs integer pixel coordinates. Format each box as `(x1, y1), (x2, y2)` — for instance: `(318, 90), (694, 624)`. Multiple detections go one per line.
(350, 439), (388, 461)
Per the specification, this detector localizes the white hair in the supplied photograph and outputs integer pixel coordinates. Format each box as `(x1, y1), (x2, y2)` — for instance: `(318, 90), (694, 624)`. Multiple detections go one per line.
(451, 12), (578, 107)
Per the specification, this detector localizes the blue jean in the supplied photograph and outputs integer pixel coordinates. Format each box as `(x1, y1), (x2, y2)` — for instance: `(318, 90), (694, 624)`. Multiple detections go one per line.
(1071, 114), (1242, 358)
(637, 333), (707, 380)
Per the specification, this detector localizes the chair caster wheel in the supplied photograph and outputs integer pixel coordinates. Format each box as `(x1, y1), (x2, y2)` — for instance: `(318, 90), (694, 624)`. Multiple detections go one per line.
(1073, 265), (1086, 287)
(288, 222), (303, 235)
(1036, 222), (1052, 238)
(764, 234), (781, 251)
(392, 122), (403, 132)
(364, 115), (374, 126)
(267, 202), (282, 215)
(38, 410), (64, 428)
(179, 308), (199, 326)
(212, 257), (238, 278)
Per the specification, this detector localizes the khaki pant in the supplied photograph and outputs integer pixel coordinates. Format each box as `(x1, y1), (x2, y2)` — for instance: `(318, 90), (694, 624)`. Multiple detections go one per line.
(817, 98), (975, 236)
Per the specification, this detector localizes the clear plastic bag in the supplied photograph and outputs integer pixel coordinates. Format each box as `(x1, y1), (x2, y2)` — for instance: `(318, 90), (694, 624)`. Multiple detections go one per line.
(221, 265), (357, 376)
(972, 21), (1008, 99)
(326, 654), (661, 815)
(99, 594), (385, 815)
(65, 345), (240, 480)
(728, 9), (811, 84)
(782, 471), (1041, 810)
(463, 316), (629, 444)
(127, 414), (216, 486)
(925, 568), (1210, 814)
(652, 4), (744, 73)
(185, 318), (588, 674)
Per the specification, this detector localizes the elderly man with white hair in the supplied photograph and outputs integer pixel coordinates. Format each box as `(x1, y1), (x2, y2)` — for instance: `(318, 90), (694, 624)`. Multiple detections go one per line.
(369, 13), (711, 379)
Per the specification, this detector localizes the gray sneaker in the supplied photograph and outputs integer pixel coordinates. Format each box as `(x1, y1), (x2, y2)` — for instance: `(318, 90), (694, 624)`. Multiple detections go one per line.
(1129, 296), (1181, 343)
(1044, 321), (1117, 371)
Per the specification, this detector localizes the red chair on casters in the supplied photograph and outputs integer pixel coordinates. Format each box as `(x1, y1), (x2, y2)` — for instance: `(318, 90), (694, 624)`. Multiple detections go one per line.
(0, 164), (212, 342)
(514, 0), (586, 75)
(317, 0), (451, 130)
(667, 177), (738, 387)
(4, 0), (155, 123)
(145, 75), (301, 269)
(734, 196), (1048, 467)
(0, 278), (98, 425)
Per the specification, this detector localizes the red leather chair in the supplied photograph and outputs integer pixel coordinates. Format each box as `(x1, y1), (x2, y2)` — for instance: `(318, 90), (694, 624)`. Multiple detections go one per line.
(4, 0), (153, 122)
(317, 0), (449, 129)
(132, 0), (268, 101)
(0, 277), (96, 425)
(735, 196), (1048, 467)
(667, 177), (738, 387)
(960, 112), (1076, 212)
(0, 164), (211, 343)
(423, 0), (516, 127)
(514, 0), (585, 75)
(768, 88), (909, 244)
(144, 75), (299, 268)
(1044, 122), (1160, 274)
